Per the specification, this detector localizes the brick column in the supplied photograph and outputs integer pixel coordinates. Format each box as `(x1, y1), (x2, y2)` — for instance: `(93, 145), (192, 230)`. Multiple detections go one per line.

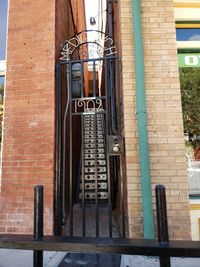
(0, 0), (56, 234)
(120, 0), (191, 239)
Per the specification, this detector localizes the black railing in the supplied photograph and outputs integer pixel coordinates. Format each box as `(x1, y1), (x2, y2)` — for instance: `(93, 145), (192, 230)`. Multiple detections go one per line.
(0, 185), (200, 267)
(33, 185), (43, 267)
(156, 184), (170, 267)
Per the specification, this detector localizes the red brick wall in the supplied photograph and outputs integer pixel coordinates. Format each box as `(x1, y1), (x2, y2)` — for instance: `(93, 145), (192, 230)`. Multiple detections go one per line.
(56, 0), (69, 60)
(0, 0), (56, 234)
(55, 0), (86, 61)
(0, 0), (87, 235)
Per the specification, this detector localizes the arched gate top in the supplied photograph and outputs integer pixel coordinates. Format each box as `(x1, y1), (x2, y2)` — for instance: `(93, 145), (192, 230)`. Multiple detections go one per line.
(60, 30), (117, 61)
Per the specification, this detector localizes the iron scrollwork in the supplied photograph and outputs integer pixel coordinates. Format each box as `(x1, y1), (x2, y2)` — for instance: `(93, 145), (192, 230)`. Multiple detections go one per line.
(74, 98), (103, 113)
(60, 30), (117, 61)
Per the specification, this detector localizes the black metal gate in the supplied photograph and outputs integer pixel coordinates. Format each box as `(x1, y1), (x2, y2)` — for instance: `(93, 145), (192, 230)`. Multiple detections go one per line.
(55, 30), (126, 238)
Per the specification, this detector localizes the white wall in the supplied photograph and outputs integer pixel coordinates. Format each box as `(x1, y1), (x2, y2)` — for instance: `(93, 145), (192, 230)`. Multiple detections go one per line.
(0, 60), (6, 77)
(190, 199), (200, 241)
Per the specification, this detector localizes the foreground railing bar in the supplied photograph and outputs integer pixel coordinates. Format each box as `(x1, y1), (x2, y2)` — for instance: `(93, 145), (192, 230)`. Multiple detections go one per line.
(33, 186), (43, 267)
(156, 185), (171, 267)
(1, 236), (200, 257)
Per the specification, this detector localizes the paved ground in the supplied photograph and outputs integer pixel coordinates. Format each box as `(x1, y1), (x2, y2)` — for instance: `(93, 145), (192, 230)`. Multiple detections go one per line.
(121, 255), (200, 267)
(0, 250), (66, 267)
(0, 250), (200, 266)
(58, 253), (121, 267)
(65, 203), (120, 238)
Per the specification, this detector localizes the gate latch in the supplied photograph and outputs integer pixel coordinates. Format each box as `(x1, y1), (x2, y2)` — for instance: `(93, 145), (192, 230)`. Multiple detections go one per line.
(108, 135), (122, 156)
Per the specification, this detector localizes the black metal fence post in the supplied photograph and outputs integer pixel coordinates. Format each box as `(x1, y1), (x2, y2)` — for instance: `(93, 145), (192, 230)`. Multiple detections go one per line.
(155, 185), (171, 267)
(34, 185), (44, 267)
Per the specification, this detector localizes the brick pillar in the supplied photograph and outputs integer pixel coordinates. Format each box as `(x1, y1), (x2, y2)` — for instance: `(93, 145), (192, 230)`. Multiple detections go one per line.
(0, 0), (56, 234)
(120, 0), (191, 239)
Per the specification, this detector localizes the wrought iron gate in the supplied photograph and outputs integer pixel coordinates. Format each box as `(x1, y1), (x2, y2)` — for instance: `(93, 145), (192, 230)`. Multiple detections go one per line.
(55, 30), (125, 238)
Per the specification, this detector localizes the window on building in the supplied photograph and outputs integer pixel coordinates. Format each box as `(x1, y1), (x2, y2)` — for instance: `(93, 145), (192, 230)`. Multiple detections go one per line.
(0, 0), (8, 61)
(0, 0), (8, 142)
(176, 28), (200, 41)
(176, 22), (200, 161)
(0, 0), (8, 86)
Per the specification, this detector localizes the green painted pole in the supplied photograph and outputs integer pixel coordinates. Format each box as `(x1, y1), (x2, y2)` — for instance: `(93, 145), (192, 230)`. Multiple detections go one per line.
(131, 0), (155, 239)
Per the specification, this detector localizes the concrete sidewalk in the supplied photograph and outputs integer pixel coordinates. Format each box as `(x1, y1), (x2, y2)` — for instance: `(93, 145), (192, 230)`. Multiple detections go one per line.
(0, 250), (66, 267)
(121, 255), (200, 267)
(0, 250), (199, 267)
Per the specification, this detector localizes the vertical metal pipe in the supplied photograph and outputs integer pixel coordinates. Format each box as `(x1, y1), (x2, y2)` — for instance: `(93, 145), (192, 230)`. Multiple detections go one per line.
(94, 112), (99, 237)
(116, 58), (121, 133)
(116, 58), (126, 237)
(62, 62), (70, 228)
(69, 62), (73, 236)
(109, 60), (116, 135)
(33, 185), (43, 267)
(81, 114), (86, 237)
(55, 63), (62, 236)
(105, 58), (112, 237)
(107, 0), (113, 38)
(156, 185), (171, 267)
(131, 0), (154, 239)
(81, 62), (84, 98)
(93, 60), (96, 97)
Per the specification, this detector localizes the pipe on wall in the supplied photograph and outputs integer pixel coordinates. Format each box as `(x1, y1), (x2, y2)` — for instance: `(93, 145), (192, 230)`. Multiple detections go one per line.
(131, 0), (155, 239)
